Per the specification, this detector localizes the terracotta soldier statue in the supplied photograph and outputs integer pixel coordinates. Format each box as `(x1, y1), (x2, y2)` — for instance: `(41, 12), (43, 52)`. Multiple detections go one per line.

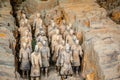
(19, 13), (28, 27)
(19, 42), (30, 78)
(71, 40), (83, 76)
(36, 30), (47, 43)
(40, 40), (50, 77)
(30, 45), (42, 80)
(60, 43), (73, 80)
(63, 25), (70, 40)
(66, 29), (77, 46)
(56, 40), (65, 73)
(48, 20), (55, 42)
(48, 20), (59, 43)
(59, 20), (66, 36)
(52, 35), (63, 64)
(51, 29), (61, 55)
(35, 26), (44, 38)
(33, 13), (43, 31)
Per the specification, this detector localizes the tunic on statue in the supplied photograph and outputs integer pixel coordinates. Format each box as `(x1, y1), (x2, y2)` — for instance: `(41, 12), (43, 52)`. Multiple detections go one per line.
(19, 48), (30, 71)
(40, 47), (50, 67)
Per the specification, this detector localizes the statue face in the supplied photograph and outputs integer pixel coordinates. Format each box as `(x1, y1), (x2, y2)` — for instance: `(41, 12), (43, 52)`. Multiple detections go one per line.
(25, 30), (29, 36)
(35, 45), (39, 52)
(36, 13), (40, 18)
(56, 36), (60, 40)
(62, 40), (65, 45)
(62, 20), (65, 24)
(76, 40), (79, 45)
(42, 40), (46, 46)
(69, 23), (72, 28)
(66, 26), (70, 30)
(23, 43), (27, 49)
(73, 35), (77, 41)
(41, 30), (45, 35)
(24, 19), (28, 24)
(39, 26), (43, 30)
(51, 20), (55, 26)
(70, 29), (74, 35)
(22, 14), (26, 19)
(56, 29), (59, 34)
(66, 48), (70, 52)
(66, 43), (70, 52)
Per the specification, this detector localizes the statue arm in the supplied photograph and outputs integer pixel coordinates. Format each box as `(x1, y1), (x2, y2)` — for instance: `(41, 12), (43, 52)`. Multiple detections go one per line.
(28, 50), (31, 61)
(52, 42), (55, 54)
(56, 47), (59, 58)
(79, 46), (83, 57)
(31, 54), (34, 67)
(47, 48), (50, 59)
(60, 53), (64, 66)
(19, 49), (22, 61)
(65, 36), (68, 43)
(33, 19), (36, 30)
(39, 53), (42, 67)
(18, 28), (20, 32)
(70, 52), (73, 63)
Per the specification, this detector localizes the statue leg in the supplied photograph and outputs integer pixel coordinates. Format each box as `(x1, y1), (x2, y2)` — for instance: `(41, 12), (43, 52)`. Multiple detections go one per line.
(35, 77), (39, 80)
(45, 67), (48, 77)
(22, 71), (25, 78)
(31, 77), (34, 80)
(41, 67), (44, 74)
(26, 70), (29, 79)
(76, 66), (79, 77)
(55, 66), (58, 72)
(58, 66), (61, 74)
(61, 76), (64, 80)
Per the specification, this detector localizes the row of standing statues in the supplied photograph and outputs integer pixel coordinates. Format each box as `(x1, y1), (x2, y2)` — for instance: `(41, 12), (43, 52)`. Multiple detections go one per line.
(18, 11), (83, 80)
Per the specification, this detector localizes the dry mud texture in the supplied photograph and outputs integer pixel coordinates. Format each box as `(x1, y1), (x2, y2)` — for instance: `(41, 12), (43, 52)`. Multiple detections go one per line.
(97, 0), (120, 24)
(0, 0), (17, 80)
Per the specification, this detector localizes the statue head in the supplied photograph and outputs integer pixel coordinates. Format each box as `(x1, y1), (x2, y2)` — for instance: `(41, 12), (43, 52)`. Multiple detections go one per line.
(56, 36), (60, 41)
(76, 39), (79, 45)
(24, 19), (28, 24)
(22, 42), (27, 49)
(41, 30), (45, 36)
(51, 20), (55, 27)
(22, 13), (26, 19)
(73, 35), (77, 41)
(56, 29), (60, 34)
(39, 25), (43, 30)
(66, 25), (70, 31)
(24, 30), (29, 36)
(62, 20), (66, 25)
(65, 43), (70, 52)
(68, 23), (72, 28)
(34, 45), (39, 55)
(36, 13), (40, 18)
(62, 40), (65, 45)
(70, 29), (74, 35)
(35, 45), (39, 52)
(42, 40), (47, 46)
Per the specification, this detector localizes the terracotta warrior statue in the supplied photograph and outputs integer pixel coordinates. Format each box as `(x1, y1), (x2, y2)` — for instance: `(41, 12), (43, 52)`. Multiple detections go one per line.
(40, 40), (50, 77)
(66, 29), (77, 46)
(71, 40), (83, 76)
(56, 40), (65, 73)
(30, 45), (42, 80)
(19, 42), (30, 78)
(60, 43), (73, 80)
